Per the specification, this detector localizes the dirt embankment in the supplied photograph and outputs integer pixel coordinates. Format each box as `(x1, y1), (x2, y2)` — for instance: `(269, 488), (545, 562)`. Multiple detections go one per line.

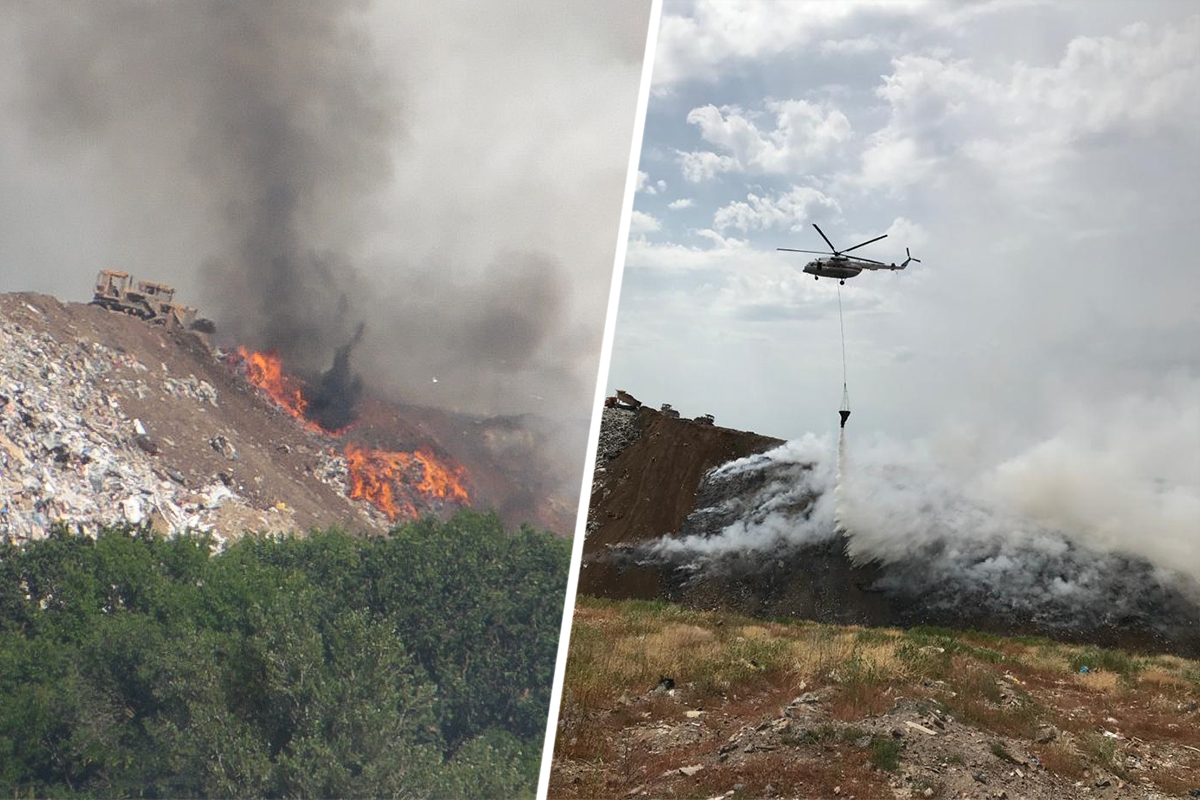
(578, 408), (781, 598)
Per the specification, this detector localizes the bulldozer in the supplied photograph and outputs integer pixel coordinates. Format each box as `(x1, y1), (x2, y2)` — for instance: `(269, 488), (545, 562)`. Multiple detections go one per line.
(91, 270), (215, 332)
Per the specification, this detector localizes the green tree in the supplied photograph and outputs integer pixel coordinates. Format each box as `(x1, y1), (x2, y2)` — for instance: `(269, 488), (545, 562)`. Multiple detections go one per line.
(0, 512), (566, 798)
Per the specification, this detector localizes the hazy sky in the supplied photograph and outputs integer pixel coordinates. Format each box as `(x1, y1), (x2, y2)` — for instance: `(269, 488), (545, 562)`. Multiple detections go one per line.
(0, 1), (651, 421)
(614, 0), (1199, 448)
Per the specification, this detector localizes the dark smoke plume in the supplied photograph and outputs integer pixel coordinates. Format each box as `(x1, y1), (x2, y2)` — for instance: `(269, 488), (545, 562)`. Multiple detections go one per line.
(9, 0), (389, 373)
(5, 0), (648, 456)
(304, 322), (365, 432)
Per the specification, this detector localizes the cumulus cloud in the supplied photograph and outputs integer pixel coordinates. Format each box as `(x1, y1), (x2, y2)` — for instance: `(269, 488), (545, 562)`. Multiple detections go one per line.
(820, 36), (886, 55)
(854, 17), (1200, 193)
(713, 185), (839, 232)
(676, 149), (739, 182)
(686, 100), (852, 174)
(881, 216), (928, 250)
(652, 1), (927, 91)
(629, 210), (662, 234)
(668, 197), (694, 209)
(623, 229), (757, 273)
(636, 170), (666, 194)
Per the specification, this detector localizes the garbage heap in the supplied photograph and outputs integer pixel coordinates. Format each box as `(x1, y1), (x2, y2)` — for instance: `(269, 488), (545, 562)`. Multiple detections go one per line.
(0, 311), (355, 545)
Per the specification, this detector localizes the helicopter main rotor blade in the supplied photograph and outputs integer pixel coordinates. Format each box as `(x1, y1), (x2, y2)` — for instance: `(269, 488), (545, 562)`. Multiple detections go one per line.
(812, 223), (838, 253)
(846, 254), (887, 265)
(777, 248), (833, 255)
(842, 233), (888, 253)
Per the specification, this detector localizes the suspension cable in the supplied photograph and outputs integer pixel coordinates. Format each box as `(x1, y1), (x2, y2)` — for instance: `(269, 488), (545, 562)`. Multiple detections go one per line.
(837, 284), (849, 415)
(837, 283), (847, 388)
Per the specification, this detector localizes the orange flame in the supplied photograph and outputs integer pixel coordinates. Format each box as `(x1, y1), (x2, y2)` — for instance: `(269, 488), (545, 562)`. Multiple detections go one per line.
(234, 348), (469, 520)
(237, 348), (310, 422)
(344, 443), (470, 521)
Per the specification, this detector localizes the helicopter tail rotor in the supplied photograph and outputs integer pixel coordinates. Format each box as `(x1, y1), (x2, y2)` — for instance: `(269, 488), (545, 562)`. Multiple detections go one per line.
(900, 247), (922, 268)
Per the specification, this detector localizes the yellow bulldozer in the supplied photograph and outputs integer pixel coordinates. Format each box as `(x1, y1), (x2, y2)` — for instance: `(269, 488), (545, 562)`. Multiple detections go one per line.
(91, 270), (215, 332)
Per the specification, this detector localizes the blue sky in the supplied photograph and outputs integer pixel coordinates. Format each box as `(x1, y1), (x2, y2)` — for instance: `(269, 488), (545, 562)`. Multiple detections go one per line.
(610, 0), (1200, 451)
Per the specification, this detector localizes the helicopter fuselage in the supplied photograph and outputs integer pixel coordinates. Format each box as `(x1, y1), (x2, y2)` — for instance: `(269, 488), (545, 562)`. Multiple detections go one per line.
(779, 223), (916, 283)
(804, 258), (863, 281)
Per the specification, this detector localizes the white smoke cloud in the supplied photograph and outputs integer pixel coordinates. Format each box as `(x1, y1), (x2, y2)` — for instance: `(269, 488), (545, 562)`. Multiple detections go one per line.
(639, 377), (1200, 626)
(838, 377), (1200, 582)
(646, 434), (838, 560)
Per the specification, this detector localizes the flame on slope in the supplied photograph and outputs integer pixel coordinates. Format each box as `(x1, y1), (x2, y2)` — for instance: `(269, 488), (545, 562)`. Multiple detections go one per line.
(237, 347), (310, 423)
(233, 348), (470, 520)
(345, 443), (470, 521)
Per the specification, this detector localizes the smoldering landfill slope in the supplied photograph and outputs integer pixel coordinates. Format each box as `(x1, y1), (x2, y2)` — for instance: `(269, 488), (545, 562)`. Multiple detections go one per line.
(1, 0), (630, 428)
(593, 406), (1200, 654)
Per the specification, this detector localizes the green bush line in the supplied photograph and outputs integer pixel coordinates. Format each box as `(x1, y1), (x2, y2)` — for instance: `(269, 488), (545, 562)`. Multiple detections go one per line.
(0, 512), (567, 799)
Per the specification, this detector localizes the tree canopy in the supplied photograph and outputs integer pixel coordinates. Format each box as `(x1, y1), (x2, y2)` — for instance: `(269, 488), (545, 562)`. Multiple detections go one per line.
(0, 511), (567, 799)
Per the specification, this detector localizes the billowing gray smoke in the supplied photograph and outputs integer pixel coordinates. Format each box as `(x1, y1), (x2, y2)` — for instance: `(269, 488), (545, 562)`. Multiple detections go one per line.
(2, 1), (617, 431)
(630, 389), (1200, 646)
(645, 434), (839, 563)
(8, 1), (390, 377)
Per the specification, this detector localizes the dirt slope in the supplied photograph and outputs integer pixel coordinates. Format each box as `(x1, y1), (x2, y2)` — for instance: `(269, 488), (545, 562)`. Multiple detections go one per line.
(579, 408), (781, 597)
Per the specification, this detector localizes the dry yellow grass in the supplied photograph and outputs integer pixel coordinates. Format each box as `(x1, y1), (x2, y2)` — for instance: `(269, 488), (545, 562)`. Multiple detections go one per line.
(564, 598), (1199, 717)
(1138, 667), (1193, 691)
(565, 606), (805, 706)
(1148, 653), (1191, 671)
(555, 599), (1200, 800)
(782, 629), (906, 684)
(1032, 742), (1087, 780)
(1017, 645), (1073, 675)
(740, 624), (777, 640)
(1074, 670), (1120, 693)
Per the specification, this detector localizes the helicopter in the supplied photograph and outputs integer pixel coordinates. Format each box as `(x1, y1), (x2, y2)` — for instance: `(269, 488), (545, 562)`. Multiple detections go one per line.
(778, 223), (920, 284)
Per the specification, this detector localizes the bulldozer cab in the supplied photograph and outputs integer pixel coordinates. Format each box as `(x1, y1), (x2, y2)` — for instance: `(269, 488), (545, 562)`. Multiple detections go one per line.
(94, 270), (131, 299)
(136, 280), (175, 303)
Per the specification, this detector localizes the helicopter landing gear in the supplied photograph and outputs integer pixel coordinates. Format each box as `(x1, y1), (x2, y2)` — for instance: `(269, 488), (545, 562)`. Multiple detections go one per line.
(839, 279), (845, 285)
(814, 275), (819, 281)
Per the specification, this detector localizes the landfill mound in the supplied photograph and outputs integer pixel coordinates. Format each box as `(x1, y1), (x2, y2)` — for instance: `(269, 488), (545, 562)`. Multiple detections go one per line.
(578, 408), (782, 598)
(579, 407), (1200, 657)
(0, 292), (571, 543)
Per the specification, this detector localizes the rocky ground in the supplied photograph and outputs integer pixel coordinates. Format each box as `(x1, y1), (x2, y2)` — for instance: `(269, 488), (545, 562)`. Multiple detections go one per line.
(0, 292), (576, 543)
(551, 599), (1200, 800)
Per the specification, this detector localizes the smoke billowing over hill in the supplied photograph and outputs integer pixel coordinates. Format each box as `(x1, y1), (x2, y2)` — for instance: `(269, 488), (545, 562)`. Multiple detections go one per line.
(586, 404), (1199, 653)
(0, 1), (648, 438)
